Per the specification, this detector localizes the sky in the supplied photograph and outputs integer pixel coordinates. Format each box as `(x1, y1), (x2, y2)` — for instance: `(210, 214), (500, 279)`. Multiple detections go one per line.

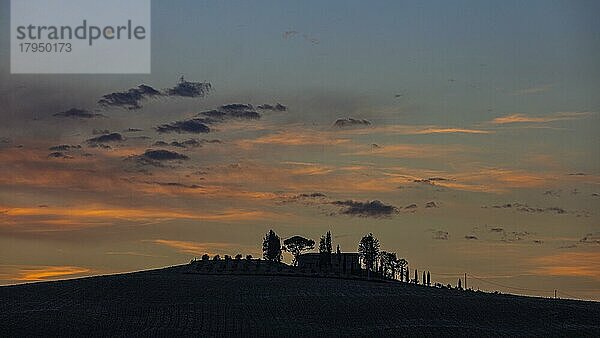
(0, 0), (599, 300)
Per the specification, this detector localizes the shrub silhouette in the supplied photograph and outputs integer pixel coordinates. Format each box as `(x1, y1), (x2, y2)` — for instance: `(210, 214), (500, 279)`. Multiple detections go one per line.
(201, 254), (210, 261)
(235, 254), (243, 260)
(213, 255), (220, 260)
(262, 229), (282, 262)
(246, 254), (253, 260)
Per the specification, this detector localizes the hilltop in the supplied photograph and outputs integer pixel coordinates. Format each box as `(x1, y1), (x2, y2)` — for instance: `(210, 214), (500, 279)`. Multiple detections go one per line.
(1, 262), (599, 337)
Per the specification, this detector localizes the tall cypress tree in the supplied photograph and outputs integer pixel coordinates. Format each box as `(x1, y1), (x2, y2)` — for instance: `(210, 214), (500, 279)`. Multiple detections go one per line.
(319, 231), (333, 270)
(325, 231), (332, 253)
(262, 229), (282, 262)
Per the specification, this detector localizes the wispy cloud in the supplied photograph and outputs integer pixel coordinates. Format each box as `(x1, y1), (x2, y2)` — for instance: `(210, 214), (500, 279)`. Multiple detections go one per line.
(490, 112), (594, 124)
(246, 131), (350, 146)
(148, 239), (236, 255)
(0, 204), (273, 236)
(0, 265), (92, 282)
(2, 205), (269, 221)
(347, 143), (473, 159)
(412, 128), (492, 134)
(337, 124), (493, 135)
(242, 124), (491, 149)
(104, 251), (166, 258)
(512, 84), (553, 96)
(530, 252), (600, 280)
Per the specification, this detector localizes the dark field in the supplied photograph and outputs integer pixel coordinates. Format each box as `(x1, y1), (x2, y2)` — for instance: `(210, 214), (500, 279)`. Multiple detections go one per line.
(1, 265), (599, 337)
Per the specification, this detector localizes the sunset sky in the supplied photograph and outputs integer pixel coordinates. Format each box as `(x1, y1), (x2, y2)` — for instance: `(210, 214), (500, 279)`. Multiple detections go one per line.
(0, 0), (599, 300)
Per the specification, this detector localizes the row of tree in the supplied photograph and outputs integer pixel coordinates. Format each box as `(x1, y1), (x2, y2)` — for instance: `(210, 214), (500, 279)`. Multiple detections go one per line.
(191, 230), (466, 289)
(262, 229), (337, 266)
(262, 230), (419, 282)
(359, 233), (436, 285)
(195, 253), (253, 261)
(358, 233), (410, 281)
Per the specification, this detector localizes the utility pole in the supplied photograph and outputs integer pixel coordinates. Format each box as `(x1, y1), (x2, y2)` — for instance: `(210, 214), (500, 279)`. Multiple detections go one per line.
(464, 273), (467, 290)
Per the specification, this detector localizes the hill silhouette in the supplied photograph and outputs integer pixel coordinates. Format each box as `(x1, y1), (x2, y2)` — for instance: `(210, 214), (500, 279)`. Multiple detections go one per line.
(1, 263), (599, 336)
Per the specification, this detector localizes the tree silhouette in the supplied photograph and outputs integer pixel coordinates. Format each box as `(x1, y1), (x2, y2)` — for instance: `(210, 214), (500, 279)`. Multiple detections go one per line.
(262, 230), (282, 262)
(397, 259), (408, 282)
(201, 254), (210, 261)
(458, 278), (462, 290)
(235, 254), (243, 260)
(427, 271), (431, 286)
(283, 235), (315, 266)
(358, 233), (380, 277)
(389, 253), (399, 279)
(319, 231), (333, 269)
(422, 271), (426, 285)
(414, 269), (419, 284)
(379, 251), (388, 276)
(246, 254), (253, 260)
(379, 251), (398, 279)
(319, 231), (333, 253)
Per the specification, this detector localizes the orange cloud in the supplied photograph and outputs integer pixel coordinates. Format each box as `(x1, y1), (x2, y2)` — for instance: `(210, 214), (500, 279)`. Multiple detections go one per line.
(337, 124), (492, 136)
(131, 181), (280, 200)
(411, 128), (492, 134)
(479, 168), (549, 188)
(432, 167), (558, 193)
(491, 112), (593, 124)
(0, 265), (92, 282)
(512, 84), (553, 95)
(529, 252), (600, 280)
(381, 165), (566, 193)
(347, 143), (474, 159)
(242, 125), (491, 149)
(149, 239), (240, 256)
(245, 131), (350, 146)
(0, 204), (274, 234)
(2, 205), (266, 221)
